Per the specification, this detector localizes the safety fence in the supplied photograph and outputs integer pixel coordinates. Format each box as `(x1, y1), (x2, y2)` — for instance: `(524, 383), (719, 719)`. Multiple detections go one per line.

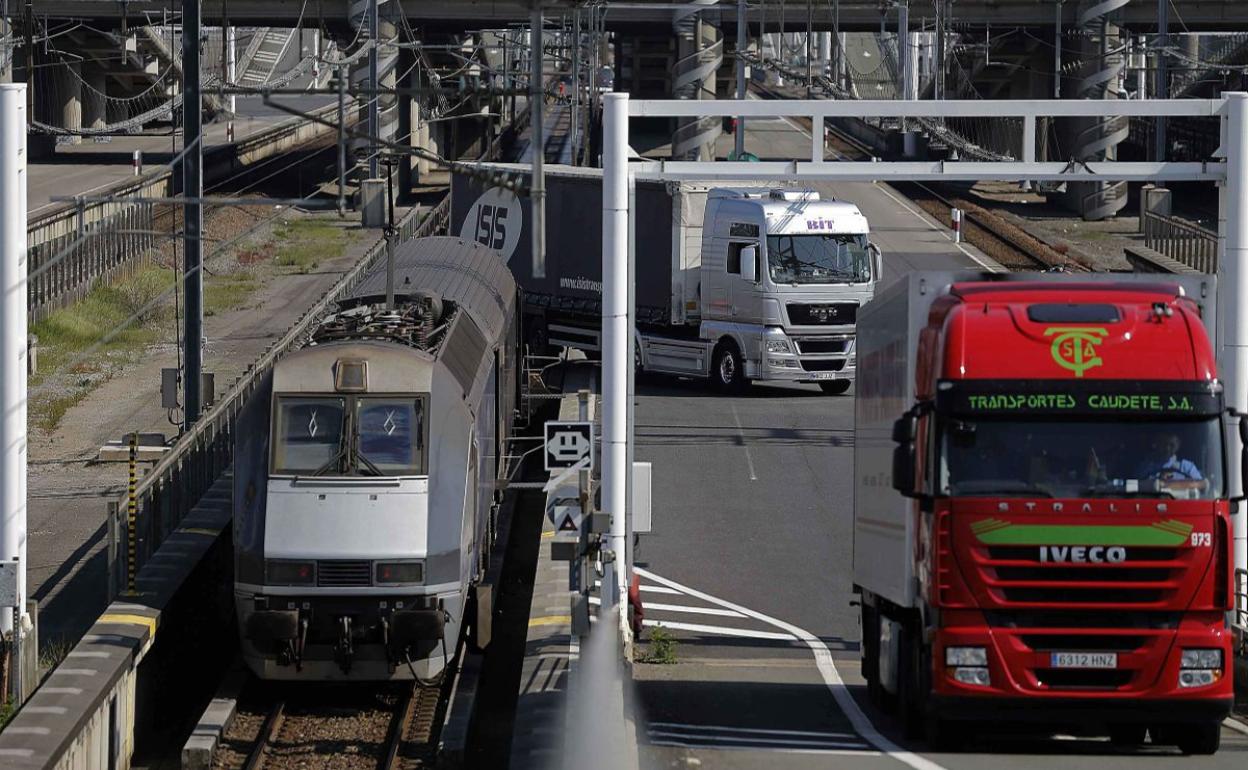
(26, 173), (173, 322)
(25, 104), (344, 322)
(1142, 209), (1219, 273)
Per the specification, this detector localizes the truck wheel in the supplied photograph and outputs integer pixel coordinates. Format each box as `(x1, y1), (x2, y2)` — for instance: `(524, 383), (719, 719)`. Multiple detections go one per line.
(819, 381), (852, 396)
(1172, 722), (1221, 755)
(712, 341), (748, 393)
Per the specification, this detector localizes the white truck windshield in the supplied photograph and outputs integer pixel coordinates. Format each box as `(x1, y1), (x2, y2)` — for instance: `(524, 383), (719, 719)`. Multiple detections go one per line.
(766, 233), (871, 285)
(272, 396), (426, 476)
(940, 418), (1224, 500)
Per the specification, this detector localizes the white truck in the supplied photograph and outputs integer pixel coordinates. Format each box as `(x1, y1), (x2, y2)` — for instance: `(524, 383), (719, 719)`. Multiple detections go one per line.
(452, 166), (882, 394)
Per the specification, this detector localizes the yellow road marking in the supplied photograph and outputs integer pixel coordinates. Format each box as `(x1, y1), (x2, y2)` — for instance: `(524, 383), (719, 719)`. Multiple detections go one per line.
(528, 615), (572, 628)
(97, 614), (158, 636)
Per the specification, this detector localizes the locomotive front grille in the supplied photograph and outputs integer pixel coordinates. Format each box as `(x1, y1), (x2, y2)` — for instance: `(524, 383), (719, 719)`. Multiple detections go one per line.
(317, 560), (372, 587)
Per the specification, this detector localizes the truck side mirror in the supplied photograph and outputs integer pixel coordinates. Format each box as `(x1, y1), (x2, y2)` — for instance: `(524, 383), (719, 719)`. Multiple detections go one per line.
(868, 243), (883, 281)
(1232, 409), (1248, 505)
(891, 413), (919, 498)
(741, 246), (758, 282)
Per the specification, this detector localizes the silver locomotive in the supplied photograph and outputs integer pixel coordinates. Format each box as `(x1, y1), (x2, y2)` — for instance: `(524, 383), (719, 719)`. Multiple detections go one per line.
(233, 236), (519, 680)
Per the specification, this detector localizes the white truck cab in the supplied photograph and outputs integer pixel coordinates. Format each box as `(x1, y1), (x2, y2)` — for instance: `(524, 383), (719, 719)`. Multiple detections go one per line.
(641, 187), (880, 394)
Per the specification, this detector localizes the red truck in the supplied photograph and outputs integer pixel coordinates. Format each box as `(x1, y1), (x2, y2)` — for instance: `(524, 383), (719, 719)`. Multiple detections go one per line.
(854, 272), (1237, 753)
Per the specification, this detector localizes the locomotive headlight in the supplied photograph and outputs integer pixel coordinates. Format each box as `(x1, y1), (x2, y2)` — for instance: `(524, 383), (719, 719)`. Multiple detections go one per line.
(266, 559), (315, 586)
(375, 560), (425, 585)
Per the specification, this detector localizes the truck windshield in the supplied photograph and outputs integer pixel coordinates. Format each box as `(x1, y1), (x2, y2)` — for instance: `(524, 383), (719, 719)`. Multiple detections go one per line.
(766, 233), (871, 285)
(940, 417), (1224, 500)
(272, 395), (426, 476)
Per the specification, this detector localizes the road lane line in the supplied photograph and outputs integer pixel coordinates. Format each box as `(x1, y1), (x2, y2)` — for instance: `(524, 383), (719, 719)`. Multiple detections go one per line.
(593, 595), (746, 617)
(649, 722), (859, 739)
(869, 182), (1003, 272)
(642, 619), (797, 641)
(730, 404), (759, 481)
(635, 567), (952, 770)
(642, 601), (748, 618)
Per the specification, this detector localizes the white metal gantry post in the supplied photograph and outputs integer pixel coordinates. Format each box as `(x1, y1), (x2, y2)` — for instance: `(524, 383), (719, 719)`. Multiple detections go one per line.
(1219, 92), (1248, 588)
(0, 84), (28, 635)
(602, 92), (630, 607)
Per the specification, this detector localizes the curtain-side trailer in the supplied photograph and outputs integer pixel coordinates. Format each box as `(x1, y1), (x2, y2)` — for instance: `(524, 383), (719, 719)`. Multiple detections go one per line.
(451, 164), (882, 393)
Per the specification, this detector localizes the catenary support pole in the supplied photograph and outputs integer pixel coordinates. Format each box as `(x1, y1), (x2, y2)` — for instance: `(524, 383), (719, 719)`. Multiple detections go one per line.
(1220, 92), (1248, 592)
(602, 92), (629, 606)
(226, 25), (237, 115)
(183, 0), (203, 428)
(0, 84), (27, 636)
(1054, 0), (1062, 98)
(531, 4), (546, 278)
(1155, 0), (1168, 161)
(368, 0), (380, 178)
(734, 0), (745, 159)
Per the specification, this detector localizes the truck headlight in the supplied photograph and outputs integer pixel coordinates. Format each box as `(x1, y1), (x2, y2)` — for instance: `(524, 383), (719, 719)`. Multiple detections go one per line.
(765, 339), (791, 353)
(375, 560), (425, 585)
(266, 559), (315, 586)
(1180, 649), (1221, 669)
(952, 667), (991, 686)
(945, 646), (988, 666)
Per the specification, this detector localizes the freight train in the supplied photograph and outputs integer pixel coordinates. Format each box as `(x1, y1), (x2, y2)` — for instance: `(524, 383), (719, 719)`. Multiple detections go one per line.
(232, 236), (521, 681)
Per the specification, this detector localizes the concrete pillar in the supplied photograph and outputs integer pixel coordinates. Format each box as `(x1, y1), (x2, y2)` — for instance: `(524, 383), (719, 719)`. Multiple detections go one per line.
(83, 65), (107, 130)
(58, 60), (83, 144)
(1057, 0), (1129, 220)
(349, 0), (399, 185)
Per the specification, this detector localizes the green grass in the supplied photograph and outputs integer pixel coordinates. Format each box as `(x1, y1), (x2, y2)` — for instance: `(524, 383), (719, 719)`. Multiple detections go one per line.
(31, 265), (172, 378)
(273, 219), (349, 273)
(28, 264), (174, 430)
(205, 272), (259, 316)
(639, 626), (679, 664)
(0, 699), (14, 730)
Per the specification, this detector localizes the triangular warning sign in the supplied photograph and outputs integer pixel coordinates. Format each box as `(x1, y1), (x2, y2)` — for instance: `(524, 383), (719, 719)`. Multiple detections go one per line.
(558, 513), (579, 531)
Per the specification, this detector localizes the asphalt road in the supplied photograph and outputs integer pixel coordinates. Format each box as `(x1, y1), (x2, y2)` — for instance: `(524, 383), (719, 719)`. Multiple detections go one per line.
(630, 116), (1248, 768)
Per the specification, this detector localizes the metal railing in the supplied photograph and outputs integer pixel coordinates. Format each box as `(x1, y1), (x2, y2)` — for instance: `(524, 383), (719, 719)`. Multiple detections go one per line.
(1143, 210), (1219, 273)
(26, 173), (173, 322)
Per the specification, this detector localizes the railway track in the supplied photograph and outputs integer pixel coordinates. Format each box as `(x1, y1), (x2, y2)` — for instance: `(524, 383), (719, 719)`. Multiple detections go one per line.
(750, 83), (1087, 273)
(222, 680), (445, 770)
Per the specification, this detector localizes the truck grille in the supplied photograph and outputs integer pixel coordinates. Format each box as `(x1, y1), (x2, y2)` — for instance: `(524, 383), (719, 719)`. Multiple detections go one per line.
(800, 359), (846, 372)
(1018, 634), (1147, 652)
(794, 338), (848, 355)
(975, 545), (1184, 607)
(787, 302), (857, 326)
(317, 560), (372, 587)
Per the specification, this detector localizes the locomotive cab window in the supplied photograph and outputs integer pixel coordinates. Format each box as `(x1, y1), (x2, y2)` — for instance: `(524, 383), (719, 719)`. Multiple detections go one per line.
(357, 398), (424, 475)
(272, 395), (427, 476)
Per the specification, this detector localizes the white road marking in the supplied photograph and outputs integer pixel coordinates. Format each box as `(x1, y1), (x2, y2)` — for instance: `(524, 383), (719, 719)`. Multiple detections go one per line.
(730, 404), (759, 481)
(643, 619), (797, 641)
(640, 584), (682, 595)
(870, 182), (1003, 272)
(643, 601), (748, 618)
(636, 567), (952, 770)
(599, 594), (746, 618)
(1224, 716), (1248, 736)
(649, 722), (859, 740)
